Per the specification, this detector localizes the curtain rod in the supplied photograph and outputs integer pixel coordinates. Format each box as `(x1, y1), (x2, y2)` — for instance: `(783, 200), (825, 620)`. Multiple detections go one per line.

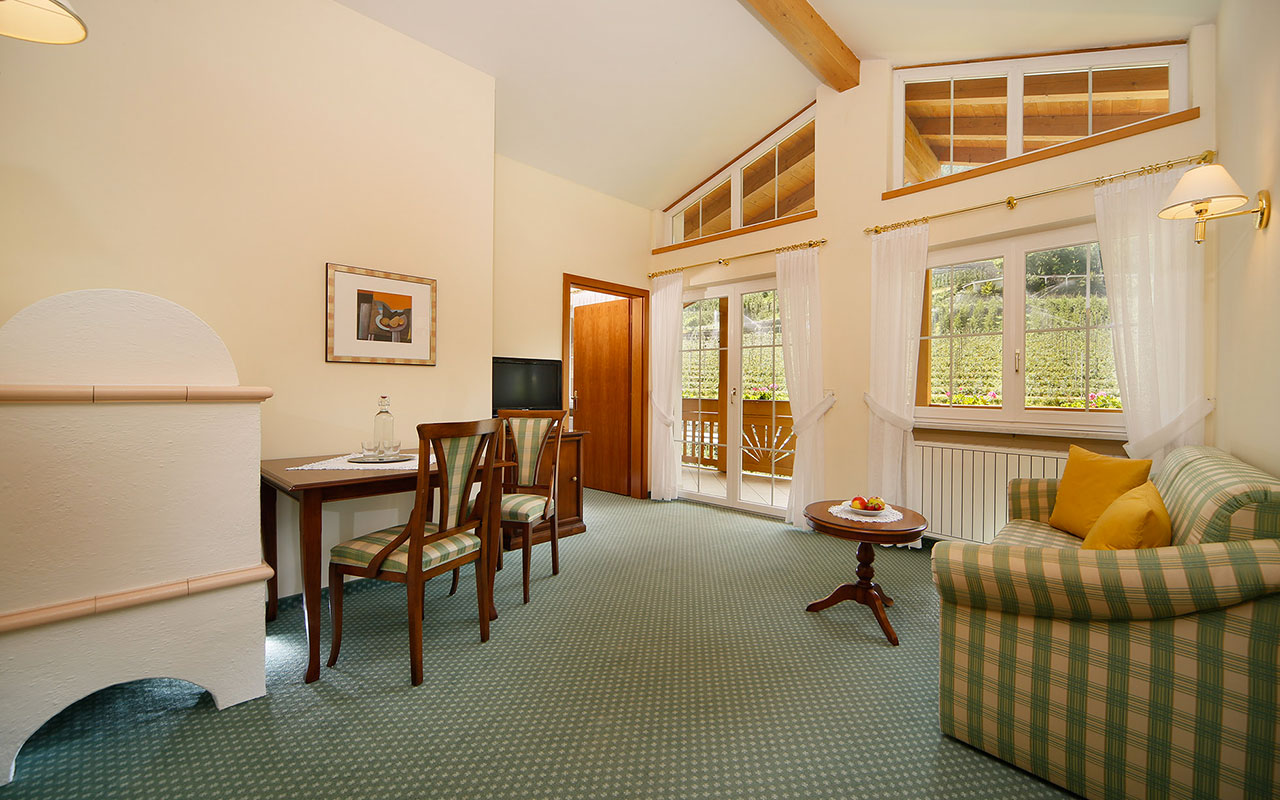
(862, 149), (1216, 235)
(648, 238), (828, 279)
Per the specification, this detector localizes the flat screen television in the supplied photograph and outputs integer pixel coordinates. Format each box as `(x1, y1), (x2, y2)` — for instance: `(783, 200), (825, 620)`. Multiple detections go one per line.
(493, 357), (562, 415)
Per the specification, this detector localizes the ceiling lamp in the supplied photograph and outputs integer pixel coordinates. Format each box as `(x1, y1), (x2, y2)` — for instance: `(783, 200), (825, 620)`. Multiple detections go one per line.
(0, 0), (87, 45)
(1158, 163), (1271, 244)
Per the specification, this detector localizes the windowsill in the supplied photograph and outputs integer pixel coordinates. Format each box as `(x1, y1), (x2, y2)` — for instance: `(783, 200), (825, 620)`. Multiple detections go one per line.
(883, 107), (1201, 201)
(912, 413), (1128, 440)
(652, 209), (817, 255)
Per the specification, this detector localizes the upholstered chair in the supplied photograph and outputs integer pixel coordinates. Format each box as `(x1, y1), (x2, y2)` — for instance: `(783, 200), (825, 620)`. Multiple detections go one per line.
(326, 418), (498, 686)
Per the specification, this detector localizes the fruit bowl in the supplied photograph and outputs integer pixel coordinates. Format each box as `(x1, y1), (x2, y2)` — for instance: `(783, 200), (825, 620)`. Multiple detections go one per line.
(849, 506), (889, 517)
(844, 495), (889, 516)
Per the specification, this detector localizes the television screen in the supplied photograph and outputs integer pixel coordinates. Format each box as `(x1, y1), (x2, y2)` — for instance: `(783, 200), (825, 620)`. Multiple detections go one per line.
(493, 357), (562, 415)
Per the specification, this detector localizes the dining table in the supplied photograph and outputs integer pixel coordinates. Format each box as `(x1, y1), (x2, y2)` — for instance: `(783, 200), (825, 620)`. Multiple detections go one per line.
(260, 450), (512, 683)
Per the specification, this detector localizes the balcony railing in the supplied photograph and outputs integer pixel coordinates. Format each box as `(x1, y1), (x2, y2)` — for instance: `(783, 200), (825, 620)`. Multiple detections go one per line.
(680, 397), (795, 477)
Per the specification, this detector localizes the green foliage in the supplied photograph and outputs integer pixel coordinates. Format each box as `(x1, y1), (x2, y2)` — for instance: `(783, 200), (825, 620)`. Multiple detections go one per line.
(682, 292), (789, 401)
(928, 290), (1123, 411)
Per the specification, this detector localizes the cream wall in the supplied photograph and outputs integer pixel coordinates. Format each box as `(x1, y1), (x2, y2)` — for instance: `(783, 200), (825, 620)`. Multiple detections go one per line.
(493, 155), (652, 359)
(0, 0), (496, 459)
(651, 29), (1217, 500)
(1212, 0), (1280, 476)
(0, 0), (497, 599)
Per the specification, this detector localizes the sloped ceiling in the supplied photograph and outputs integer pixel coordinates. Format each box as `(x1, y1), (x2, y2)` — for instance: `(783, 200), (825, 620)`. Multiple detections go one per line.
(336, 0), (817, 210)
(336, 0), (1219, 210)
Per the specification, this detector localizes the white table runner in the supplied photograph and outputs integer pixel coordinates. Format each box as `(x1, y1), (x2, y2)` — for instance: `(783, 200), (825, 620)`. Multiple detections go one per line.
(287, 453), (435, 471)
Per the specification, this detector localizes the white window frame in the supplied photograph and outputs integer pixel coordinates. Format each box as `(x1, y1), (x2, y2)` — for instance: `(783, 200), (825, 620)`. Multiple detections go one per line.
(666, 108), (816, 246)
(892, 44), (1189, 189)
(913, 223), (1128, 439)
(680, 278), (790, 517)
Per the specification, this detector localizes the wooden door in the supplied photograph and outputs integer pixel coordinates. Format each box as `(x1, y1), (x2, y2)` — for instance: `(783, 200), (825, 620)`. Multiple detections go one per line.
(573, 299), (631, 494)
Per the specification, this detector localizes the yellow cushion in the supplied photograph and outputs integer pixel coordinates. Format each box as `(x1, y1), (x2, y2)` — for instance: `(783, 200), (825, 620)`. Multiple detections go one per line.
(1048, 445), (1152, 538)
(1081, 481), (1172, 550)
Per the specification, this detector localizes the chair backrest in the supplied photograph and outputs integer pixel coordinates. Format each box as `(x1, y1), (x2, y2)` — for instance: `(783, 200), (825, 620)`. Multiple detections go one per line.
(1153, 445), (1280, 545)
(497, 409), (567, 493)
(416, 418), (500, 532)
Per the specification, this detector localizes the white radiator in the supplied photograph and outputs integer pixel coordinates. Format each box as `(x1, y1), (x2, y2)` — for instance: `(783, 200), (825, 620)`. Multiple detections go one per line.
(914, 443), (1068, 544)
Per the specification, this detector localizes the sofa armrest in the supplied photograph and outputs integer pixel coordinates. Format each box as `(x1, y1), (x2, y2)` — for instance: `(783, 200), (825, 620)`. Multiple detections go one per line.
(1007, 478), (1058, 522)
(932, 538), (1280, 621)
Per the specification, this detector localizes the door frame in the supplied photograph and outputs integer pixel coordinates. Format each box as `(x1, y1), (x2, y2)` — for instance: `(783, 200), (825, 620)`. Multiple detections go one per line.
(681, 276), (786, 518)
(562, 273), (649, 500)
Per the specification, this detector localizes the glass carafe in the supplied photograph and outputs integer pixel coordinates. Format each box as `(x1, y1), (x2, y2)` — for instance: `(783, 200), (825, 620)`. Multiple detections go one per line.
(373, 395), (394, 452)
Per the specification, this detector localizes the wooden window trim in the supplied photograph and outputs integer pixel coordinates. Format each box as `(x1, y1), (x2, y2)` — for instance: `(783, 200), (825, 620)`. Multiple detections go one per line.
(651, 210), (817, 256)
(894, 39), (1187, 71)
(883, 107), (1200, 201)
(663, 101), (816, 214)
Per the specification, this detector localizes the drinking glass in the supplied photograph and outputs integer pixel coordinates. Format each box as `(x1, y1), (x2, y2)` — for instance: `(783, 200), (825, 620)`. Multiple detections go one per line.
(382, 440), (401, 456)
(361, 440), (380, 457)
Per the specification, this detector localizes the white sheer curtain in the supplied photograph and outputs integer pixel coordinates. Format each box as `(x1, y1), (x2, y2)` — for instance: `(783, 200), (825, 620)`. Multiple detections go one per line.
(648, 273), (684, 500)
(1094, 168), (1211, 466)
(778, 247), (836, 527)
(865, 224), (929, 516)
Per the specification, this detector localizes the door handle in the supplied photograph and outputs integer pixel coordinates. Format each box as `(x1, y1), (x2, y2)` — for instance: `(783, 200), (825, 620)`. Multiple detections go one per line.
(730, 386), (737, 405)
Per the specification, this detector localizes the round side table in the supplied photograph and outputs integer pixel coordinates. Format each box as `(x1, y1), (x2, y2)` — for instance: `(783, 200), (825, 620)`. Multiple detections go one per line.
(803, 500), (928, 646)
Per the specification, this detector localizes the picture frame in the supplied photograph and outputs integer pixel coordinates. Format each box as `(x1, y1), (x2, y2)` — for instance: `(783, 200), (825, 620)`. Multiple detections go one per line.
(326, 263), (437, 365)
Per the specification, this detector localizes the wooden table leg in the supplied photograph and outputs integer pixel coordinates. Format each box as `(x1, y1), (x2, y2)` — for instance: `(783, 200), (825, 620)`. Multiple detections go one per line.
(806, 583), (858, 612)
(806, 541), (901, 646)
(260, 481), (278, 622)
(299, 490), (324, 682)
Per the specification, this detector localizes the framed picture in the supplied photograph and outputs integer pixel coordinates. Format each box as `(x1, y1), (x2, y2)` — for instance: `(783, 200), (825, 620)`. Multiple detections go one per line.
(326, 263), (437, 365)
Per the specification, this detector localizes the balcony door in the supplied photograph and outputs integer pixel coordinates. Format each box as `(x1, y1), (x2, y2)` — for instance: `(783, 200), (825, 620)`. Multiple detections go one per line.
(679, 279), (793, 515)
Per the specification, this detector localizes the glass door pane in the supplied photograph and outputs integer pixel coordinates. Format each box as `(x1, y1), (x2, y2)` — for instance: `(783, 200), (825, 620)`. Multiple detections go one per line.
(739, 289), (791, 510)
(679, 298), (727, 499)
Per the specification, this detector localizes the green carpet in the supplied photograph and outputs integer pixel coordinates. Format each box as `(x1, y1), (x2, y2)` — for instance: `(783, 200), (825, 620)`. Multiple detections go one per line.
(4, 490), (1073, 799)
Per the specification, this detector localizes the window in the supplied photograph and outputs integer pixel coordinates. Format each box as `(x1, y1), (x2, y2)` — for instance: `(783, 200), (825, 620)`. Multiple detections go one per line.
(895, 44), (1187, 188)
(915, 225), (1124, 436)
(666, 108), (815, 245)
(675, 180), (731, 242)
(742, 120), (815, 227)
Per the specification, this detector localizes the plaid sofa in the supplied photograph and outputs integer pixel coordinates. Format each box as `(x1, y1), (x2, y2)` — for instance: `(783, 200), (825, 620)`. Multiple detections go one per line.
(931, 446), (1280, 800)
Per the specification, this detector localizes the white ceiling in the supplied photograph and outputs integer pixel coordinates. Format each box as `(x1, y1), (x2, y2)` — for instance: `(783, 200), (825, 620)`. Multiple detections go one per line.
(336, 0), (817, 210)
(811, 0), (1220, 64)
(336, 0), (1220, 211)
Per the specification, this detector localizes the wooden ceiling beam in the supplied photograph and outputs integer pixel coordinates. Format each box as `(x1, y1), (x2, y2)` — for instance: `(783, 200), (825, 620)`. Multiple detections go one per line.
(738, 0), (860, 91)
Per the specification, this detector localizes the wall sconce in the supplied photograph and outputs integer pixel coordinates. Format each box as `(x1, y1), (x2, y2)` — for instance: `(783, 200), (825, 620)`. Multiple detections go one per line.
(1158, 163), (1271, 244)
(0, 0), (87, 45)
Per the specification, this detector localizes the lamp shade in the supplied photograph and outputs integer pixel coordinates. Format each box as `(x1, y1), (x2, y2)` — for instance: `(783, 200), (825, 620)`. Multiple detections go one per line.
(0, 0), (86, 44)
(1158, 164), (1249, 220)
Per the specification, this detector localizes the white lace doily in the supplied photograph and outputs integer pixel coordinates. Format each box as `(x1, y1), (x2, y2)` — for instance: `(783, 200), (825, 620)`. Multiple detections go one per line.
(828, 501), (903, 524)
(288, 453), (435, 470)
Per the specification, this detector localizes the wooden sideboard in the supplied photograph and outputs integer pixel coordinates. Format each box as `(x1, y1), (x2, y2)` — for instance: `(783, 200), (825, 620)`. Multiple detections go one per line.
(503, 429), (587, 551)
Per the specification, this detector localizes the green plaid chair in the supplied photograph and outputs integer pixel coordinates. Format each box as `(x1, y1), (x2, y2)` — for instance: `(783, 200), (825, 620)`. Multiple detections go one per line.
(492, 409), (568, 604)
(326, 419), (499, 686)
(932, 446), (1280, 800)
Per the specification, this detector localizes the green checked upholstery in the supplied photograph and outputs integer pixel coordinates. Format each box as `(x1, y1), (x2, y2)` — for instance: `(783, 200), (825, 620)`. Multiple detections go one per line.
(508, 416), (554, 487)
(468, 493), (554, 523)
(437, 434), (485, 529)
(500, 492), (552, 523)
(932, 446), (1280, 800)
(330, 524), (481, 573)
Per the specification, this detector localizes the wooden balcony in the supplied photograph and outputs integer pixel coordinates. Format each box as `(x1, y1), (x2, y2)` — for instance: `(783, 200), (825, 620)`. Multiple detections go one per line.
(680, 397), (795, 477)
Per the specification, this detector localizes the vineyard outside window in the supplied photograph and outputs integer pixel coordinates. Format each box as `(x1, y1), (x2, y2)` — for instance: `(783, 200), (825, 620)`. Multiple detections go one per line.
(915, 225), (1123, 432)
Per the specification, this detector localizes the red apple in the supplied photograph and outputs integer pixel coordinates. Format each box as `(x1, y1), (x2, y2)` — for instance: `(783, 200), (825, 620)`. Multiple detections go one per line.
(850, 496), (868, 510)
(867, 496), (886, 511)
